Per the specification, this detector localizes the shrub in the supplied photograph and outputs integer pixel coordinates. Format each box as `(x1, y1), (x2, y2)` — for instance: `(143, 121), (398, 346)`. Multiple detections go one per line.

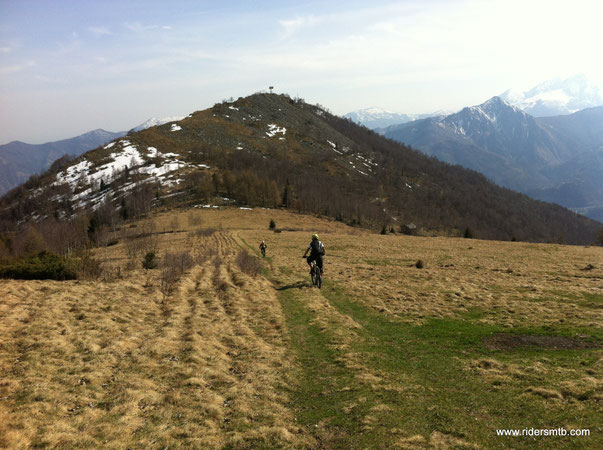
(0, 251), (77, 280)
(159, 251), (194, 301)
(76, 251), (103, 280)
(236, 250), (261, 277)
(142, 251), (158, 270)
(269, 219), (276, 230)
(463, 227), (473, 239)
(415, 260), (424, 269)
(160, 266), (180, 302)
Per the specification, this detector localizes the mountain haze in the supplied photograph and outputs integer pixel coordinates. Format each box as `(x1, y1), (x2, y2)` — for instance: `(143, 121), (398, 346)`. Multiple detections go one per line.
(383, 98), (603, 221)
(1, 93), (599, 244)
(500, 75), (603, 117)
(344, 108), (445, 130)
(0, 129), (127, 197)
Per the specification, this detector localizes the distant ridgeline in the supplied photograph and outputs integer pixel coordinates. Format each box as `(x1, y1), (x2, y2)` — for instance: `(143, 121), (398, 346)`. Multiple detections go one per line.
(0, 93), (600, 245)
(381, 97), (603, 222)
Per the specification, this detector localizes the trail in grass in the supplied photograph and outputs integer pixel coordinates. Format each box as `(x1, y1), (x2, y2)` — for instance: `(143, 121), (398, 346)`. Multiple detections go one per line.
(274, 271), (602, 449)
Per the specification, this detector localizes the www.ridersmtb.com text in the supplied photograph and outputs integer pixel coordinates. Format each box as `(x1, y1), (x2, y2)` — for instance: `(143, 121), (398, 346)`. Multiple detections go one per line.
(497, 428), (590, 437)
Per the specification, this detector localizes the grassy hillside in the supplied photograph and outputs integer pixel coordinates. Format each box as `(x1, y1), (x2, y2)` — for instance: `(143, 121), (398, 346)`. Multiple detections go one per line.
(2, 93), (600, 245)
(1, 208), (601, 448)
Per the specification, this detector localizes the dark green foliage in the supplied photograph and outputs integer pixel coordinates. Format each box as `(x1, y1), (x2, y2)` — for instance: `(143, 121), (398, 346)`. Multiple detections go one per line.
(415, 259), (424, 269)
(380, 225), (388, 235)
(0, 251), (77, 280)
(464, 227), (473, 239)
(269, 219), (276, 230)
(142, 251), (158, 270)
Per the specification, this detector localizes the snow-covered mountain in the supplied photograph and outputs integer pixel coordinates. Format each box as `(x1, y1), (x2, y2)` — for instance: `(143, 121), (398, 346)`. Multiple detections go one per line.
(500, 75), (603, 117)
(0, 129), (127, 197)
(343, 108), (447, 130)
(131, 116), (187, 132)
(383, 97), (603, 220)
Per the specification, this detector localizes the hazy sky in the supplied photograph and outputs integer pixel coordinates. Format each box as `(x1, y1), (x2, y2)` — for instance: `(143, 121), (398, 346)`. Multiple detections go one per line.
(1, 0), (602, 144)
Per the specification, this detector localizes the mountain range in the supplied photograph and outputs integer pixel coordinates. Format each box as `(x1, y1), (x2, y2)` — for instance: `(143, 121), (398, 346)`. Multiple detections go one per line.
(500, 74), (603, 117)
(347, 76), (603, 131)
(343, 108), (445, 129)
(0, 117), (186, 197)
(0, 129), (126, 197)
(1, 93), (599, 245)
(381, 98), (603, 221)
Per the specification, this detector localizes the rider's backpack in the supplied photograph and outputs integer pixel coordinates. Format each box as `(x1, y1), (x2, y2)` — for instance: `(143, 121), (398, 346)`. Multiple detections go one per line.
(310, 240), (323, 255)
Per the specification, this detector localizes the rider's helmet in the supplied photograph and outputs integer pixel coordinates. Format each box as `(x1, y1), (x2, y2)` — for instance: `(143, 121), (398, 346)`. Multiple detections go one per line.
(312, 234), (319, 241)
(262, 240), (265, 244)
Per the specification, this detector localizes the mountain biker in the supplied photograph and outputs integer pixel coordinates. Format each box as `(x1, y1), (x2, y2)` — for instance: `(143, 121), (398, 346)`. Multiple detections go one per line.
(303, 234), (325, 275)
(259, 240), (267, 256)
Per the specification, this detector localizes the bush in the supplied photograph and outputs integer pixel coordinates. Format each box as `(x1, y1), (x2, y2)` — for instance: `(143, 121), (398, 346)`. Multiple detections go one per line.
(142, 251), (158, 270)
(76, 251), (103, 280)
(415, 260), (424, 269)
(269, 219), (276, 230)
(0, 251), (77, 280)
(236, 250), (261, 277)
(159, 251), (194, 301)
(463, 227), (473, 239)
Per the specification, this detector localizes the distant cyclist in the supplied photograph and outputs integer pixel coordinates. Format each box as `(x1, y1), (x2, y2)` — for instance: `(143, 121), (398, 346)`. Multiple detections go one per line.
(259, 240), (267, 257)
(303, 234), (325, 275)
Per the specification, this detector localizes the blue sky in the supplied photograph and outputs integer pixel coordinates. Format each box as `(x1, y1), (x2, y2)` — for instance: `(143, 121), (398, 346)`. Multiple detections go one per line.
(1, 0), (602, 144)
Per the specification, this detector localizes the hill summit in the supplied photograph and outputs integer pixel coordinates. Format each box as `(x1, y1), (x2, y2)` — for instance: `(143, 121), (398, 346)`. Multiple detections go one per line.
(1, 93), (599, 244)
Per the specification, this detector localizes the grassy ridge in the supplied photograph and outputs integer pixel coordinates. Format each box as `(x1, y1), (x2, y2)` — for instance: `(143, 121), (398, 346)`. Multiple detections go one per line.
(0, 208), (600, 448)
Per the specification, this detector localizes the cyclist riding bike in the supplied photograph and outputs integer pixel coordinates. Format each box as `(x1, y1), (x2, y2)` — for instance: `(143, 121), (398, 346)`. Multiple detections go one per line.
(303, 234), (325, 275)
(259, 240), (267, 257)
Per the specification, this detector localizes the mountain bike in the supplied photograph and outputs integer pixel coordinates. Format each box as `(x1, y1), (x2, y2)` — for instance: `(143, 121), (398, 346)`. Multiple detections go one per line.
(309, 260), (322, 289)
(260, 246), (266, 257)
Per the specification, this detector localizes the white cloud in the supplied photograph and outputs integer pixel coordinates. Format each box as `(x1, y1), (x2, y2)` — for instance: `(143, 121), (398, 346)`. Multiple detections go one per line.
(88, 26), (112, 37)
(278, 15), (322, 38)
(0, 60), (36, 76)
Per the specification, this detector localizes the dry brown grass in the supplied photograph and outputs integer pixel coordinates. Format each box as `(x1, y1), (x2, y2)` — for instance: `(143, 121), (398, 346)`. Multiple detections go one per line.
(1, 206), (601, 448)
(0, 209), (317, 448)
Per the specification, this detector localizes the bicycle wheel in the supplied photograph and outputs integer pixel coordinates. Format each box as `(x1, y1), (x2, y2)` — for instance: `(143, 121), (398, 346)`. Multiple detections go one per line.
(316, 272), (322, 289)
(310, 263), (318, 287)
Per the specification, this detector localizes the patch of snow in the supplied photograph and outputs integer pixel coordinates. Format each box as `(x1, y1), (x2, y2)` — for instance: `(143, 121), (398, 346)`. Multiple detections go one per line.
(266, 124), (286, 137)
(228, 106), (239, 111)
(133, 116), (186, 132)
(239, 207), (252, 210)
(104, 142), (116, 149)
(171, 124), (182, 131)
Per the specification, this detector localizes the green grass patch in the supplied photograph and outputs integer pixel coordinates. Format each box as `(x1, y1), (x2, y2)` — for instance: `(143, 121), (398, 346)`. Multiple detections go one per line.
(280, 279), (602, 448)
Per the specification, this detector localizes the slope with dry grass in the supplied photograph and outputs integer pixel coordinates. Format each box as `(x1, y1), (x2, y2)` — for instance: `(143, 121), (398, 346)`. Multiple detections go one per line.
(1, 207), (601, 448)
(0, 214), (311, 448)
